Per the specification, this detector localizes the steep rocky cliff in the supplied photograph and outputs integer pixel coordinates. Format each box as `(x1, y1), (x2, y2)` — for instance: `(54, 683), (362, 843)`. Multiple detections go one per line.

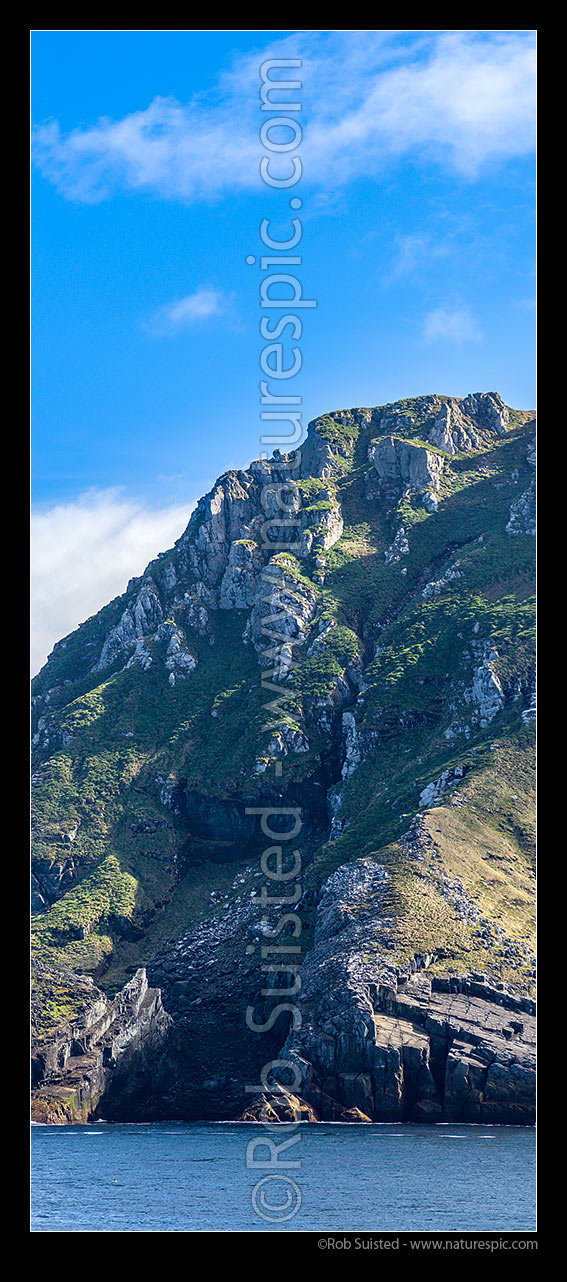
(31, 391), (536, 1124)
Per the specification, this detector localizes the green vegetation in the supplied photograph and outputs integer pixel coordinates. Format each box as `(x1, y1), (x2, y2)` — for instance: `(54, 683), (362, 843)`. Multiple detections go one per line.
(292, 625), (360, 702)
(32, 855), (139, 972)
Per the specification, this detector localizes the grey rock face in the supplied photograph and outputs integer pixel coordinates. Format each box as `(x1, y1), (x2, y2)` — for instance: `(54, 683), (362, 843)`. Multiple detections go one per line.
(77, 436), (345, 690)
(384, 526), (410, 565)
(428, 400), (482, 454)
(462, 391), (510, 436)
(306, 618), (337, 656)
(466, 653), (506, 727)
(419, 763), (469, 808)
(125, 638), (153, 670)
(341, 712), (379, 779)
(154, 775), (184, 816)
(422, 560), (463, 599)
(94, 578), (164, 673)
(370, 436), (445, 493)
(507, 483), (536, 535)
(422, 491), (438, 513)
(425, 392), (510, 456)
(187, 475), (256, 587)
(31, 966), (171, 1122)
(31, 857), (78, 914)
(302, 501), (344, 551)
(246, 558), (318, 672)
(179, 591), (211, 636)
(300, 430), (343, 481)
(266, 725), (310, 756)
(522, 684), (536, 725)
(300, 408), (370, 479)
(280, 860), (535, 1124)
(162, 626), (197, 684)
(315, 859), (390, 944)
(219, 539), (263, 610)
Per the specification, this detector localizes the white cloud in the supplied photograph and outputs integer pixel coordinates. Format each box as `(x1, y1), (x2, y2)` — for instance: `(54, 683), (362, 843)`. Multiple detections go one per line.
(32, 30), (536, 204)
(422, 305), (483, 345)
(31, 489), (191, 675)
(144, 286), (231, 335)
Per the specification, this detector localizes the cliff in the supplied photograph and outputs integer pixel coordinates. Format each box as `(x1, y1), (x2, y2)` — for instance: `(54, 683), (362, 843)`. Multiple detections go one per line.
(31, 391), (536, 1124)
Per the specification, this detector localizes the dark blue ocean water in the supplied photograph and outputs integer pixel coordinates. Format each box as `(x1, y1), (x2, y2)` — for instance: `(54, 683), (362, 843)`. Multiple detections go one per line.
(31, 1122), (536, 1232)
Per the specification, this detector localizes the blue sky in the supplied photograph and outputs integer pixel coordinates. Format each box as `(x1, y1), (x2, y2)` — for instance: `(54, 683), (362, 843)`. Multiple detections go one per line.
(31, 29), (536, 671)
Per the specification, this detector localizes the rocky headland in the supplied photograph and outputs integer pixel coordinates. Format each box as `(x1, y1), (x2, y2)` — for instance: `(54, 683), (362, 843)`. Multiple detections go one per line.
(31, 392), (536, 1124)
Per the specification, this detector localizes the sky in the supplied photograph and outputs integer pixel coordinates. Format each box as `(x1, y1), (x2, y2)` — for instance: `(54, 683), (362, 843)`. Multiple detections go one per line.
(31, 28), (536, 673)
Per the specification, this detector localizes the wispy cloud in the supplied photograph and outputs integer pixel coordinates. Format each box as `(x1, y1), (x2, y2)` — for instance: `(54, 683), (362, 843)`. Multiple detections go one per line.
(32, 30), (536, 205)
(422, 305), (483, 345)
(31, 489), (192, 675)
(384, 232), (452, 283)
(144, 286), (232, 335)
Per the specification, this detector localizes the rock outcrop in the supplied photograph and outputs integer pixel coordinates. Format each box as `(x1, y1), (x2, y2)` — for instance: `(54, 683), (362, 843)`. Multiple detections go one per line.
(428, 400), (482, 453)
(31, 965), (171, 1123)
(426, 392), (510, 454)
(369, 436), (445, 493)
(462, 391), (510, 436)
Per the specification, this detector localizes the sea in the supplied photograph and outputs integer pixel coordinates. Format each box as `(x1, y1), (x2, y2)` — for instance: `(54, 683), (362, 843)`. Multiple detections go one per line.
(31, 1121), (536, 1233)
